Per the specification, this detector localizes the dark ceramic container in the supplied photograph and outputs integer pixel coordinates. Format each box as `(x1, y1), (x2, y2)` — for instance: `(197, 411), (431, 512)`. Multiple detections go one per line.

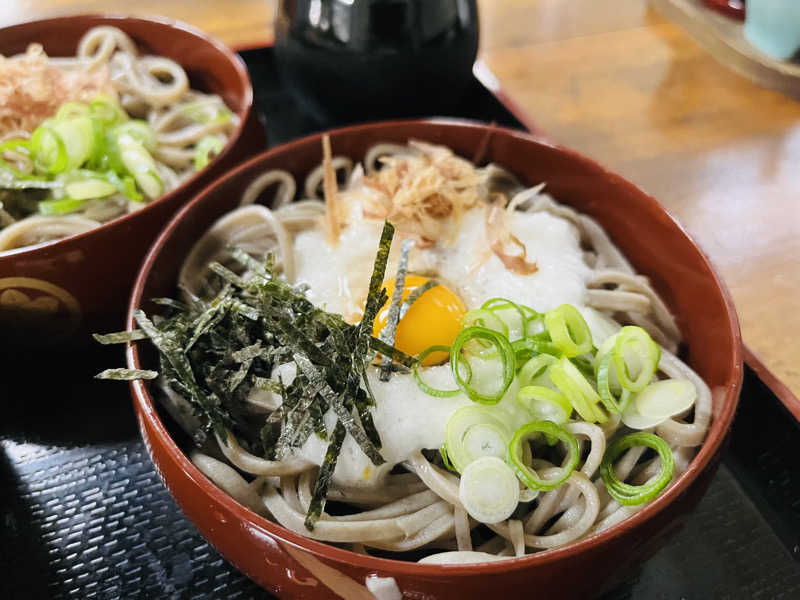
(274, 0), (480, 123)
(0, 14), (265, 352)
(128, 120), (742, 600)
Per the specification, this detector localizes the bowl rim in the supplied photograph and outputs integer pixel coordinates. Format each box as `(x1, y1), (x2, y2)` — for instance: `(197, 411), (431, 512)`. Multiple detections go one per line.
(127, 117), (743, 576)
(0, 12), (255, 260)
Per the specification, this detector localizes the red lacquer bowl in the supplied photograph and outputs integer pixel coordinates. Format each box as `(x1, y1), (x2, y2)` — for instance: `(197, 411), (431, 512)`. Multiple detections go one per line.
(0, 14), (265, 353)
(128, 120), (742, 599)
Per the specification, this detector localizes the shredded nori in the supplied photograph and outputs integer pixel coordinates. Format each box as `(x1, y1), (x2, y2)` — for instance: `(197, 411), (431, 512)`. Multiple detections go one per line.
(95, 368), (158, 380)
(379, 238), (414, 381)
(92, 330), (148, 344)
(305, 420), (346, 530)
(95, 220), (412, 530)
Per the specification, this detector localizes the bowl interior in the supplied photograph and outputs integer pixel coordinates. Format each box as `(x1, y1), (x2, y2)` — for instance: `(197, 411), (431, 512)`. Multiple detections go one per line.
(0, 14), (261, 352)
(0, 14), (250, 111)
(129, 119), (742, 580)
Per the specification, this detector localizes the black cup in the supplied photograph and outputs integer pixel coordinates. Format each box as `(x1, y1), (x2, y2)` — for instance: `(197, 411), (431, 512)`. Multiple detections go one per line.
(274, 0), (479, 124)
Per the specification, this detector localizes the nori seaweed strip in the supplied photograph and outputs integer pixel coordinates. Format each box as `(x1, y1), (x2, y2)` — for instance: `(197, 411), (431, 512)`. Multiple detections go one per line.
(294, 353), (385, 465)
(228, 246), (271, 280)
(230, 300), (260, 320)
(232, 341), (262, 363)
(253, 376), (281, 393)
(274, 375), (327, 458)
(269, 311), (334, 369)
(185, 285), (233, 350)
(134, 310), (229, 436)
(368, 337), (416, 368)
(227, 360), (252, 393)
(95, 368), (158, 380)
(208, 262), (246, 287)
(399, 279), (439, 319)
(305, 420), (346, 530)
(379, 238), (414, 381)
(151, 297), (190, 311)
(355, 376), (381, 448)
(356, 221), (394, 354)
(92, 330), (148, 344)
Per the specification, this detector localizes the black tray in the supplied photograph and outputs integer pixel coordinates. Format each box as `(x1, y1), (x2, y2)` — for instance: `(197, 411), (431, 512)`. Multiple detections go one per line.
(2, 46), (799, 600)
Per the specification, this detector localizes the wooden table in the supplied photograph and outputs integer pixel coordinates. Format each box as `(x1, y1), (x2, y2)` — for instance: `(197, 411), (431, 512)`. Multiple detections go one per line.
(3, 0), (799, 403)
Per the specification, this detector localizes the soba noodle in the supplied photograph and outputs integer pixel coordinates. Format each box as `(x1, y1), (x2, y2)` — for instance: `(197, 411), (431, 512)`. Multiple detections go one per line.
(0, 26), (239, 252)
(158, 141), (711, 563)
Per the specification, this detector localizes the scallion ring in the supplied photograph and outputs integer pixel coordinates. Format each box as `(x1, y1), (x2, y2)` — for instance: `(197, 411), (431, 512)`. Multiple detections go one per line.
(518, 353), (558, 387)
(549, 356), (607, 423)
(599, 432), (675, 505)
(544, 304), (593, 358)
(481, 297), (528, 337)
(450, 326), (515, 404)
(0, 139), (37, 178)
(414, 345), (460, 397)
(38, 197), (87, 216)
(507, 421), (580, 491)
(445, 405), (514, 473)
(596, 351), (632, 414)
(511, 337), (560, 364)
(440, 443), (458, 473)
(462, 309), (508, 357)
(517, 385), (572, 424)
(613, 326), (661, 392)
(194, 135), (225, 170)
(31, 125), (68, 174)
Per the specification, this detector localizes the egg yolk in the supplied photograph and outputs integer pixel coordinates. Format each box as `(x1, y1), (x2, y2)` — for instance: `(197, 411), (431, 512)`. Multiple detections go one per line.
(373, 275), (466, 365)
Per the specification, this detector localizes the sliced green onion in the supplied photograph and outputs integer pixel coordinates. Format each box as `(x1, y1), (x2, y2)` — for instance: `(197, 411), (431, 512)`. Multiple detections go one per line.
(595, 352), (631, 414)
(0, 139), (36, 178)
(51, 115), (95, 169)
(413, 345), (460, 397)
(507, 420), (580, 491)
(105, 170), (142, 202)
(64, 179), (117, 200)
(90, 95), (128, 126)
(450, 326), (515, 404)
(612, 326), (660, 392)
(481, 297), (528, 339)
(621, 379), (696, 430)
(440, 443), (458, 473)
(521, 304), (546, 337)
(549, 356), (607, 423)
(113, 120), (158, 152)
(459, 456), (520, 524)
(38, 197), (86, 216)
(518, 354), (558, 387)
(463, 309), (508, 337)
(31, 125), (68, 174)
(544, 304), (593, 358)
(517, 385), (572, 424)
(116, 133), (163, 199)
(194, 135), (224, 170)
(511, 336), (560, 364)
(599, 432), (675, 505)
(445, 405), (514, 473)
(56, 102), (90, 121)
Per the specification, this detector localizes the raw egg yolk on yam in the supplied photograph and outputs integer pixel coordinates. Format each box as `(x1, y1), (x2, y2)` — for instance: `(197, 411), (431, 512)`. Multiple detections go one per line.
(373, 275), (466, 365)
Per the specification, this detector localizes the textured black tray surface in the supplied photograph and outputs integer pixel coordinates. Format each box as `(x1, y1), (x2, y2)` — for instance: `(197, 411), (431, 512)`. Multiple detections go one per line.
(2, 46), (799, 599)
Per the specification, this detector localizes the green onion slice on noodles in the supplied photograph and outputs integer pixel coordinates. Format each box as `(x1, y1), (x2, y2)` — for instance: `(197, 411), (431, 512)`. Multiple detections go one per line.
(599, 432), (675, 505)
(507, 420), (580, 491)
